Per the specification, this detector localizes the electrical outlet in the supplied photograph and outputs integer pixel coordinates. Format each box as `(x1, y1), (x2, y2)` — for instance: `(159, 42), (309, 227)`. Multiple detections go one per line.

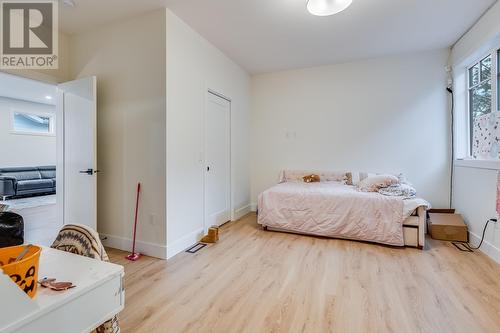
(285, 130), (297, 140)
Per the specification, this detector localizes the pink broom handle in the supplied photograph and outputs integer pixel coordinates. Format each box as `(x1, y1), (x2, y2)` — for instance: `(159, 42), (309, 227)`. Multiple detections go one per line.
(131, 183), (141, 254)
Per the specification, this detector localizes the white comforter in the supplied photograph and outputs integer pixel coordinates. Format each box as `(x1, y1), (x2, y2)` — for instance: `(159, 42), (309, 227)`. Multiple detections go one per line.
(257, 182), (428, 246)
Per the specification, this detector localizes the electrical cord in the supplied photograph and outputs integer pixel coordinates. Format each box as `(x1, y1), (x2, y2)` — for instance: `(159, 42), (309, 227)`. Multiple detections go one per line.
(452, 218), (497, 252)
(468, 218), (496, 250)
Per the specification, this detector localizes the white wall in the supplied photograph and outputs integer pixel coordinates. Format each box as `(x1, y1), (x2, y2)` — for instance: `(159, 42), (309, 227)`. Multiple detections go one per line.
(69, 10), (167, 258)
(166, 9), (251, 258)
(451, 1), (500, 67)
(451, 2), (500, 263)
(0, 97), (56, 167)
(251, 49), (451, 209)
(453, 167), (500, 263)
(3, 31), (72, 84)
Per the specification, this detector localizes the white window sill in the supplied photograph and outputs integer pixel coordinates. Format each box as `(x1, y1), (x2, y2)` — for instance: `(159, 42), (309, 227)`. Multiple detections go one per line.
(455, 159), (500, 170)
(10, 131), (55, 137)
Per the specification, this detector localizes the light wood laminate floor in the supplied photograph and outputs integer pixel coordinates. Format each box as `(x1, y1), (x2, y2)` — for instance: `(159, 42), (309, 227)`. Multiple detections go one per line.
(108, 213), (500, 333)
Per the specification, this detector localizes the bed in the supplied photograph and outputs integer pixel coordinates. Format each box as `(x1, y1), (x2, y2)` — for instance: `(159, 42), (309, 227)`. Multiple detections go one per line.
(257, 172), (429, 249)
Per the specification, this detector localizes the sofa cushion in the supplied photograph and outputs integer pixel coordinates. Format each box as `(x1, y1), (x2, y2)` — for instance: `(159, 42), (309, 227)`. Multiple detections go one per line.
(0, 167), (38, 173)
(0, 170), (41, 181)
(38, 167), (56, 179)
(17, 179), (53, 191)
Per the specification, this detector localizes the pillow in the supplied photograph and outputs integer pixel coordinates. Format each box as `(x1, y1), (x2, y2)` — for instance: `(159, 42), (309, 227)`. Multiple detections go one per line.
(357, 174), (399, 192)
(279, 170), (352, 184)
(351, 172), (376, 185)
(351, 172), (409, 186)
(303, 174), (320, 183)
(320, 171), (353, 185)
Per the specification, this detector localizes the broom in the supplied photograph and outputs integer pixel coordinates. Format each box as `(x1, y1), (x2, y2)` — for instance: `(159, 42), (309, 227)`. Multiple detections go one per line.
(126, 183), (142, 261)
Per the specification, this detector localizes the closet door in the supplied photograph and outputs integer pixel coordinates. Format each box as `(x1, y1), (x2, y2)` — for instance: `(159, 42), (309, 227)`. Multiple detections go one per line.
(204, 91), (231, 229)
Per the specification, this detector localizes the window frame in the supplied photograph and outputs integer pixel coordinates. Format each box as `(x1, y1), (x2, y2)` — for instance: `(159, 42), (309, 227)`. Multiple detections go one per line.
(10, 109), (56, 137)
(497, 48), (500, 111)
(466, 47), (499, 158)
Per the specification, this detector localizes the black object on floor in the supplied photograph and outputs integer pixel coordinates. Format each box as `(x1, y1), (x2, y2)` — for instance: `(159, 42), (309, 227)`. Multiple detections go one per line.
(451, 242), (473, 252)
(0, 211), (24, 248)
(186, 243), (207, 254)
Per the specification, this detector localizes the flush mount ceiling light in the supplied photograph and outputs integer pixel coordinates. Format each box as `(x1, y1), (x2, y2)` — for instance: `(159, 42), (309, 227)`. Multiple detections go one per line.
(307, 0), (352, 16)
(63, 0), (76, 8)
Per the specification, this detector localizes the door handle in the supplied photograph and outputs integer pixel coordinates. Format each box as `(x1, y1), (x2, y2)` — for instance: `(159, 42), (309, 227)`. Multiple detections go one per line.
(79, 168), (96, 175)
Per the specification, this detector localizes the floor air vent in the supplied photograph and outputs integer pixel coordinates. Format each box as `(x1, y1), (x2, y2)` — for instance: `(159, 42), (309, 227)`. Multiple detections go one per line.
(186, 243), (207, 254)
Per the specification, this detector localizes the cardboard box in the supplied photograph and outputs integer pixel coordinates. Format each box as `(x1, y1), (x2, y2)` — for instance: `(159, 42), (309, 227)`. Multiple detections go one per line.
(428, 213), (468, 242)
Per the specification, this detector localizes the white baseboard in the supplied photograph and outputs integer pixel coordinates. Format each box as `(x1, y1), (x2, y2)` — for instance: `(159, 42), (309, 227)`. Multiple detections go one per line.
(232, 204), (251, 221)
(250, 203), (257, 212)
(166, 228), (204, 260)
(469, 231), (500, 264)
(100, 233), (167, 260)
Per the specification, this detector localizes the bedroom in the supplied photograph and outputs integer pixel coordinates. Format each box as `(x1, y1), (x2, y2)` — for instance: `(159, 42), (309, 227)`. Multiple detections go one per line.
(0, 0), (499, 332)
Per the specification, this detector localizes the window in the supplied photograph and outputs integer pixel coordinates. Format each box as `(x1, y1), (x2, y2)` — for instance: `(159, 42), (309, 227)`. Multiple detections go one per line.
(468, 52), (496, 159)
(11, 111), (55, 136)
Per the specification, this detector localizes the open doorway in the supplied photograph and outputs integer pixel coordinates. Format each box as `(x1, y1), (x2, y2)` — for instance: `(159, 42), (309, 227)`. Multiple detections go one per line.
(0, 73), (59, 245)
(0, 72), (98, 246)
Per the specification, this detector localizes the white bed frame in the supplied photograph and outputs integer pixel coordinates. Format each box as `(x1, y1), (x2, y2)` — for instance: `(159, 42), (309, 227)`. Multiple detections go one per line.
(262, 206), (427, 249)
(402, 206), (427, 249)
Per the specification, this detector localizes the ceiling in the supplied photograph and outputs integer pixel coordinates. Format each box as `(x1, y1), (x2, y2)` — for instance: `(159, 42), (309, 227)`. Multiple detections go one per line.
(59, 0), (497, 74)
(165, 0), (497, 73)
(59, 0), (167, 35)
(0, 73), (56, 105)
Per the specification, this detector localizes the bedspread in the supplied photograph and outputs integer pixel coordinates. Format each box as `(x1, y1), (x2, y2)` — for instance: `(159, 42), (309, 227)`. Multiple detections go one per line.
(257, 182), (407, 246)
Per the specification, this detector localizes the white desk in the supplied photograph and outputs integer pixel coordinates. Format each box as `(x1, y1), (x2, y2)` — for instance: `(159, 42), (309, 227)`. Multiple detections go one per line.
(0, 247), (125, 333)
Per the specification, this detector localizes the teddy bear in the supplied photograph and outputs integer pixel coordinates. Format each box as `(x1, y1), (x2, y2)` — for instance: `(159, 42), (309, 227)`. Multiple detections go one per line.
(303, 174), (320, 183)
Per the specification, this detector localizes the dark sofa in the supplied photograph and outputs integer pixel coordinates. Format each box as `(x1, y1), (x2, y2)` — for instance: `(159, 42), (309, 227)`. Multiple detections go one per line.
(0, 166), (56, 200)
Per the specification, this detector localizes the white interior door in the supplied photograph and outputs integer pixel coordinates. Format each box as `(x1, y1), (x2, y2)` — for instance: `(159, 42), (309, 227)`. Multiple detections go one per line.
(204, 91), (231, 229)
(57, 77), (97, 230)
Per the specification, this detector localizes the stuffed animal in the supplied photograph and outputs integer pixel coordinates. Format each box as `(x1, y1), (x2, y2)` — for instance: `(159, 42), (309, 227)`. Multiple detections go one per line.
(303, 174), (320, 183)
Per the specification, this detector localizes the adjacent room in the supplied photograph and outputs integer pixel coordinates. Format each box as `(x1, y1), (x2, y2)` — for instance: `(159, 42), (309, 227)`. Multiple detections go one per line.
(0, 73), (60, 246)
(0, 0), (499, 332)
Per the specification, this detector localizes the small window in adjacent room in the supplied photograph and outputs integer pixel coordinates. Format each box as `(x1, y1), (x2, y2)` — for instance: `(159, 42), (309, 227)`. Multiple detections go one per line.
(11, 111), (55, 136)
(469, 55), (493, 158)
